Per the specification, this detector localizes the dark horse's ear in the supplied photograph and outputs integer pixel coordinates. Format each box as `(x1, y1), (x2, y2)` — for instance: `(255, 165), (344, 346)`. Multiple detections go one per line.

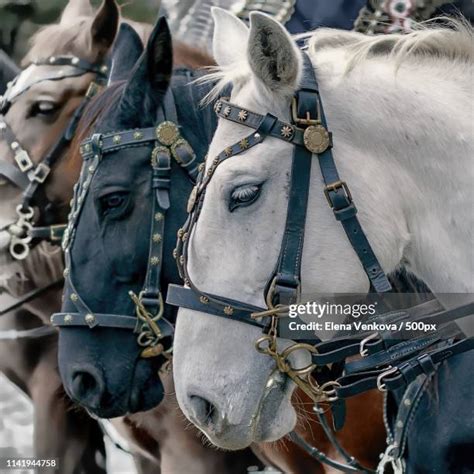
(118, 17), (173, 125)
(108, 23), (144, 84)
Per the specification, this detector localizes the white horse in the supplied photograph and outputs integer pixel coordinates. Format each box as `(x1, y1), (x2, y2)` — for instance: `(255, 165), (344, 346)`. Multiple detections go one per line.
(172, 8), (473, 449)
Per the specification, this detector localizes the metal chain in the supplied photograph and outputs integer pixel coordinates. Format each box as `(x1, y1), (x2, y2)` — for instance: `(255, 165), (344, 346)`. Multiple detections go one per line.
(129, 291), (172, 360)
(252, 308), (340, 404)
(8, 204), (34, 260)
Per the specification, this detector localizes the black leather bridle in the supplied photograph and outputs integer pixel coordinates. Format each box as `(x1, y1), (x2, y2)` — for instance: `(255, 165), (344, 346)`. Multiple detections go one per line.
(0, 55), (108, 260)
(168, 53), (392, 326)
(51, 89), (199, 359)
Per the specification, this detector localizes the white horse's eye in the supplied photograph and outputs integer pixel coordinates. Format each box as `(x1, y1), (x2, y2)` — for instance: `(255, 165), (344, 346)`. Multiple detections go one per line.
(229, 184), (262, 212)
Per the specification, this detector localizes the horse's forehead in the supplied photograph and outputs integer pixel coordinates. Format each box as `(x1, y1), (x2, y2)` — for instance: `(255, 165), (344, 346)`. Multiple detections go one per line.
(230, 80), (273, 114)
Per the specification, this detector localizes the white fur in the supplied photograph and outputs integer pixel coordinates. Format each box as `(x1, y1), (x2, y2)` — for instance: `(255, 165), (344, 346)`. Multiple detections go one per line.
(60, 0), (94, 24)
(174, 12), (474, 449)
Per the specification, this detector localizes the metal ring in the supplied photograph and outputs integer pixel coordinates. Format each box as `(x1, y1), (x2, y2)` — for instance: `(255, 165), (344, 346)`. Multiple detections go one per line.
(255, 335), (275, 355)
(9, 238), (30, 260)
(15, 204), (34, 219)
(319, 380), (342, 401)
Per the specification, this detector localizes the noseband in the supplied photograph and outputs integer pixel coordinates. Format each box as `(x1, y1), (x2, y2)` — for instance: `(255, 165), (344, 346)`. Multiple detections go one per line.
(51, 89), (199, 359)
(0, 55), (108, 260)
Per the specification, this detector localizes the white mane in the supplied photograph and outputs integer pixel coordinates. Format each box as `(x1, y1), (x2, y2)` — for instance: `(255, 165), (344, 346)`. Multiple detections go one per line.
(201, 18), (473, 104)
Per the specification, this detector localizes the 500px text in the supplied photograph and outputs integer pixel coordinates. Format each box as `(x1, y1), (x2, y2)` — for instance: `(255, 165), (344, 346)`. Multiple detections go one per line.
(288, 320), (438, 332)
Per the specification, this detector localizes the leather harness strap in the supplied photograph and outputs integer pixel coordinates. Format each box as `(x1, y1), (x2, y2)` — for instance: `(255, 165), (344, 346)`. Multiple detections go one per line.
(307, 299), (474, 366)
(335, 337), (474, 399)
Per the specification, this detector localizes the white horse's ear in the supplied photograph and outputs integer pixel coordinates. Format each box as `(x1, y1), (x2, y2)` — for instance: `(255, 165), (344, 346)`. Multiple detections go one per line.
(61, 0), (94, 23)
(212, 7), (249, 67)
(247, 12), (301, 94)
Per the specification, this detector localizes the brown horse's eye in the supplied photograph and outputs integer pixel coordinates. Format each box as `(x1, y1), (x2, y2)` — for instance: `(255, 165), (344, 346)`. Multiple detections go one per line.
(30, 101), (59, 118)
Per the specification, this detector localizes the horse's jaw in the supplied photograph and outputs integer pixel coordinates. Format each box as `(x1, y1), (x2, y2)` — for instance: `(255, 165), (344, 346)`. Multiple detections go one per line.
(173, 309), (309, 450)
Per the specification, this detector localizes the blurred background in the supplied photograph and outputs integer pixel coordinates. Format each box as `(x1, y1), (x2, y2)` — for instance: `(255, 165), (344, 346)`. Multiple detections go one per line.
(0, 0), (158, 61)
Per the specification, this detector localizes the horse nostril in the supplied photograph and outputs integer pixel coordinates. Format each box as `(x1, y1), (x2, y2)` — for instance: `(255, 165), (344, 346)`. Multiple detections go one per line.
(70, 368), (105, 409)
(189, 394), (219, 429)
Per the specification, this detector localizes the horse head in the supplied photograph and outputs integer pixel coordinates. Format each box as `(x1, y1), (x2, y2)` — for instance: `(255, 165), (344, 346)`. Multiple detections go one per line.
(0, 0), (119, 284)
(55, 17), (196, 418)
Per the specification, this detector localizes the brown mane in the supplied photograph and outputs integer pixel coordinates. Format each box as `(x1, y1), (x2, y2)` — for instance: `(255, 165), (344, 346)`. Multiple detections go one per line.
(174, 41), (215, 69)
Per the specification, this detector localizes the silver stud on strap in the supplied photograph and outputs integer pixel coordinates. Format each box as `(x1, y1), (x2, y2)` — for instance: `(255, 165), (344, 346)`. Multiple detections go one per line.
(85, 314), (95, 325)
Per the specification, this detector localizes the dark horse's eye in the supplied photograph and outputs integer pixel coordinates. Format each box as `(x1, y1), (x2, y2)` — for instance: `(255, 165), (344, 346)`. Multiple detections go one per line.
(229, 184), (262, 212)
(99, 191), (131, 218)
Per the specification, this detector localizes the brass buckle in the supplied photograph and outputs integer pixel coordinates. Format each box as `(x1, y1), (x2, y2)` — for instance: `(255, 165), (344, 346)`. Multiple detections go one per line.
(324, 180), (352, 208)
(291, 97), (320, 126)
(85, 81), (100, 99)
(376, 366), (398, 392)
(49, 224), (65, 242)
(31, 162), (51, 183)
(14, 149), (33, 173)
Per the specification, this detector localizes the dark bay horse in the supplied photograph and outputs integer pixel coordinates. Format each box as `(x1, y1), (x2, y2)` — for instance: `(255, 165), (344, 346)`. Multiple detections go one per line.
(55, 15), (386, 472)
